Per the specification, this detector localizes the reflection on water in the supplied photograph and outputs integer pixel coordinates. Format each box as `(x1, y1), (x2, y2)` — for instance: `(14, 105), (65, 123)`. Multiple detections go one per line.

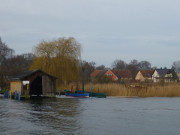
(1, 97), (180, 135)
(0, 98), (81, 135)
(26, 98), (81, 135)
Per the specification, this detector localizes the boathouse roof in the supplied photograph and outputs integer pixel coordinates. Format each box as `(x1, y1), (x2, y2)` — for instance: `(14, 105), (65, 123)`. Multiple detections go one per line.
(11, 69), (56, 81)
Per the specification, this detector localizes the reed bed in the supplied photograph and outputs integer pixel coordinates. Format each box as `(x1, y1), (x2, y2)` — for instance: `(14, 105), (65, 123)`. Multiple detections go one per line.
(84, 83), (180, 97)
(59, 83), (180, 97)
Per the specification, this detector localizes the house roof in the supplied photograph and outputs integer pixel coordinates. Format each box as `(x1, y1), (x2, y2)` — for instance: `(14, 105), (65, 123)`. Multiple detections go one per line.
(155, 69), (171, 77)
(96, 70), (107, 78)
(111, 70), (132, 79)
(91, 70), (103, 78)
(140, 70), (154, 78)
(11, 69), (56, 81)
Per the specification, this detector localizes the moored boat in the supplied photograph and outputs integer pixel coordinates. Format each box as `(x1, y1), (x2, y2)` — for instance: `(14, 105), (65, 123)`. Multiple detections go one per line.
(65, 92), (89, 98)
(89, 92), (107, 98)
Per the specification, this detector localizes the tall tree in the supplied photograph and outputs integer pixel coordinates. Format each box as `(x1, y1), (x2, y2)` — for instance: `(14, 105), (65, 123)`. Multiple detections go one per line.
(80, 61), (96, 82)
(6, 53), (34, 77)
(30, 37), (81, 86)
(112, 59), (127, 69)
(0, 38), (14, 64)
(138, 60), (151, 69)
(127, 59), (139, 80)
(96, 65), (106, 70)
(0, 38), (14, 89)
(172, 61), (180, 73)
(129, 59), (139, 66)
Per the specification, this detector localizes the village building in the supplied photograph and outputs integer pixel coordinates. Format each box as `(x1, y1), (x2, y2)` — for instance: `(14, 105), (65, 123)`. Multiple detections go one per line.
(135, 70), (154, 82)
(152, 69), (178, 83)
(105, 70), (132, 81)
(90, 70), (107, 82)
(10, 69), (56, 97)
(178, 74), (180, 81)
(90, 70), (103, 79)
(91, 69), (132, 82)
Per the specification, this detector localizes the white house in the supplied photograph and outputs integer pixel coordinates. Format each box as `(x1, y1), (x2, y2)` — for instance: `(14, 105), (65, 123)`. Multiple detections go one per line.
(152, 69), (175, 83)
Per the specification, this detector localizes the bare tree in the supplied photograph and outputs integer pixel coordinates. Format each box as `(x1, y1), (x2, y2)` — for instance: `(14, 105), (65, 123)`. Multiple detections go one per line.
(138, 60), (151, 69)
(127, 59), (139, 80)
(129, 59), (139, 66)
(0, 38), (14, 89)
(80, 60), (96, 82)
(96, 65), (106, 70)
(0, 38), (14, 64)
(172, 61), (180, 73)
(6, 53), (34, 77)
(112, 59), (127, 69)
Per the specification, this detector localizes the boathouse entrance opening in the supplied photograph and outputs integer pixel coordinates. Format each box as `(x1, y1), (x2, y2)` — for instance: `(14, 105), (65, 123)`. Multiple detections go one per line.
(30, 76), (42, 96)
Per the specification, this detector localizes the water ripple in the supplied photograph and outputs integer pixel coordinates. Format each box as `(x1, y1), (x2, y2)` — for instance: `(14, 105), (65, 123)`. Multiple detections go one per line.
(1, 97), (180, 135)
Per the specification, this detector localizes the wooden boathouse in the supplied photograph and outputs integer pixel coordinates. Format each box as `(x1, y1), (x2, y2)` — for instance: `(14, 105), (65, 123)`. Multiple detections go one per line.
(10, 69), (56, 97)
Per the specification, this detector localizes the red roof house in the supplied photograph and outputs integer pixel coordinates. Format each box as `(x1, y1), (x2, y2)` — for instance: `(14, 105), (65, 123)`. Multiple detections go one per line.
(105, 70), (132, 81)
(91, 70), (103, 78)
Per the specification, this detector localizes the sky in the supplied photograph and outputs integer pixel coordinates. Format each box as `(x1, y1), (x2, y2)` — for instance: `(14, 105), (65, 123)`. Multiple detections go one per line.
(0, 0), (180, 68)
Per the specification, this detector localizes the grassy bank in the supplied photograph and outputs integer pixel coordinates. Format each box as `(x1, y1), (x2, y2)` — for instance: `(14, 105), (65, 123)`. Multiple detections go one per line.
(60, 83), (180, 97)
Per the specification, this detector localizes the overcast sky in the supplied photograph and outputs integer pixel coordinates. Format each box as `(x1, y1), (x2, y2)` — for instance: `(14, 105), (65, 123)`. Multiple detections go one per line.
(1, 0), (180, 68)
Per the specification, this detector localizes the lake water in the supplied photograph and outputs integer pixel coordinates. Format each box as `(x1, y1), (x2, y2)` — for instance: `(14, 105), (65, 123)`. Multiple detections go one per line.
(1, 96), (180, 135)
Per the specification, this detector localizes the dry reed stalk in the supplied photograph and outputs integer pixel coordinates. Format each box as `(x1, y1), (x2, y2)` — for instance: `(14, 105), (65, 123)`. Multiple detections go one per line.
(60, 83), (180, 97)
(84, 83), (180, 97)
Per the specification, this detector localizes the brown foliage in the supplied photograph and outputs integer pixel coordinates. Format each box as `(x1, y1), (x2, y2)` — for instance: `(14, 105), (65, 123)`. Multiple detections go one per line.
(30, 37), (81, 87)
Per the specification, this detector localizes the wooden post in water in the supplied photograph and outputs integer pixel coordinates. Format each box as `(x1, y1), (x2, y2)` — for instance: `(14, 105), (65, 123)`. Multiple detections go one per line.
(9, 90), (11, 99)
(6, 90), (8, 98)
(71, 85), (73, 93)
(26, 84), (29, 99)
(82, 82), (84, 93)
(4, 90), (8, 98)
(18, 91), (21, 101)
(91, 87), (93, 97)
(15, 90), (17, 100)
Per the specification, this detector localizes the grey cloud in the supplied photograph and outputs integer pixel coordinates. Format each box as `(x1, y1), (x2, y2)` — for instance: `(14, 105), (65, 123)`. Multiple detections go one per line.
(1, 0), (180, 68)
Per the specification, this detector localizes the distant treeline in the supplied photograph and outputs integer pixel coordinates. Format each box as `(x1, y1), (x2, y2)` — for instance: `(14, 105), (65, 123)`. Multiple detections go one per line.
(0, 38), (34, 90)
(80, 59), (180, 82)
(0, 37), (180, 89)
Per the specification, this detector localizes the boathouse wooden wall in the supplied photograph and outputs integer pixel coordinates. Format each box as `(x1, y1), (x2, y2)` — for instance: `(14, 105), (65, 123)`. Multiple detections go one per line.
(42, 75), (56, 96)
(10, 81), (22, 93)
